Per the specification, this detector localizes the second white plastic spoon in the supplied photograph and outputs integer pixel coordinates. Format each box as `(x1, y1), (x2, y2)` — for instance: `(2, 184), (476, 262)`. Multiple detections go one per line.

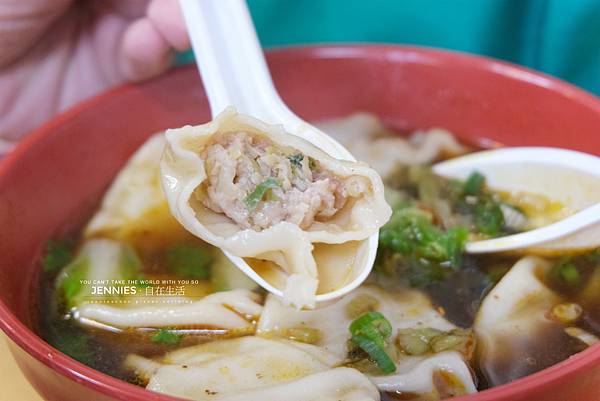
(433, 147), (600, 254)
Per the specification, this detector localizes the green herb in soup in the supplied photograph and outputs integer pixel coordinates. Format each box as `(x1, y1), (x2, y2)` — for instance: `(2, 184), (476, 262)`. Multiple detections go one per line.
(165, 243), (212, 279)
(151, 328), (184, 346)
(42, 239), (73, 273)
(378, 204), (468, 287)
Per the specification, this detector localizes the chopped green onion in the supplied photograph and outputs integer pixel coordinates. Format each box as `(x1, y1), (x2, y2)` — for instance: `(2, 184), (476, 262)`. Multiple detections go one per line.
(351, 334), (396, 374)
(288, 153), (304, 168)
(42, 239), (72, 273)
(379, 207), (467, 267)
(463, 171), (485, 195)
(59, 257), (90, 309)
(244, 178), (280, 210)
(350, 311), (393, 343)
(474, 201), (504, 236)
(441, 227), (469, 267)
(549, 259), (581, 287)
(559, 263), (580, 285)
(166, 244), (212, 279)
(151, 328), (183, 345)
(349, 312), (396, 374)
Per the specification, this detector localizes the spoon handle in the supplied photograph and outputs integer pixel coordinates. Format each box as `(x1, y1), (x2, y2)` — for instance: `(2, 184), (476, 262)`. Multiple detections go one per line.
(179, 0), (295, 122)
(179, 0), (355, 161)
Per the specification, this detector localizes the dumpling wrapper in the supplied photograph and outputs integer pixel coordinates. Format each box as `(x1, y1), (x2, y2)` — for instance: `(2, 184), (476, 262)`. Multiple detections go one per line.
(124, 336), (379, 401)
(317, 113), (468, 177)
(474, 256), (579, 385)
(160, 108), (391, 308)
(61, 238), (262, 331)
(85, 134), (169, 239)
(257, 285), (476, 395)
(77, 288), (262, 331)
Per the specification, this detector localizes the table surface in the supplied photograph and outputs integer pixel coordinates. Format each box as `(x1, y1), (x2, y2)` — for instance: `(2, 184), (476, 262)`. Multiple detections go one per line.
(1, 332), (43, 401)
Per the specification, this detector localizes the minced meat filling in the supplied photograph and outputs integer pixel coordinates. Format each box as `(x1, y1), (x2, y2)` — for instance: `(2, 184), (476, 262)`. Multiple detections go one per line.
(199, 131), (369, 230)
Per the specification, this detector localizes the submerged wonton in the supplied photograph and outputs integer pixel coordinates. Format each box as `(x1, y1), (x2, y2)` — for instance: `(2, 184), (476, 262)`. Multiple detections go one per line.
(125, 336), (380, 401)
(161, 108), (391, 307)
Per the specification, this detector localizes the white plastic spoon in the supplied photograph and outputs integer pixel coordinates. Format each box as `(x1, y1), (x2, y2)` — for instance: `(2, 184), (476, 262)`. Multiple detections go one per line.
(178, 0), (378, 302)
(433, 147), (600, 253)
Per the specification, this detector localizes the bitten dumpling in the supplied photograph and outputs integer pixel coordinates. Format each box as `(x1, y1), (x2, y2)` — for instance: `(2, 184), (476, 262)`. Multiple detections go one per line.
(160, 108), (391, 308)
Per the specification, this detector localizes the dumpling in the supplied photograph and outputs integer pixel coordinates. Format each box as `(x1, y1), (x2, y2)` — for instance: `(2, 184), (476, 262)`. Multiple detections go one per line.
(316, 113), (468, 177)
(370, 351), (476, 397)
(160, 108), (391, 307)
(84, 134), (182, 242)
(256, 285), (476, 396)
(257, 285), (455, 359)
(124, 336), (379, 401)
(57, 238), (262, 332)
(76, 287), (262, 331)
(474, 256), (595, 385)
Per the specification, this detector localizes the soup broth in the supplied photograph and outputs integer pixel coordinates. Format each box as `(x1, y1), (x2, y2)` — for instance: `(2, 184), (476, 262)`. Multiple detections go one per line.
(35, 114), (600, 401)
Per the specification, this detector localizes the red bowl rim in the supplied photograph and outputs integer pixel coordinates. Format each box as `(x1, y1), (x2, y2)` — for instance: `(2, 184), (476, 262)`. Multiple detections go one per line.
(0, 44), (599, 401)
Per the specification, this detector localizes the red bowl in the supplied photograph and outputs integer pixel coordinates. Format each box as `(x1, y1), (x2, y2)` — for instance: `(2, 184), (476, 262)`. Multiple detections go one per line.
(1, 45), (600, 401)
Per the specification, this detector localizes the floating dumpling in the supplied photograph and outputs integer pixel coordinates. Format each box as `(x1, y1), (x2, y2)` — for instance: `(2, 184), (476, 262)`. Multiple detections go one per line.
(124, 336), (379, 401)
(257, 285), (476, 396)
(474, 256), (598, 385)
(58, 238), (262, 332)
(83, 134), (199, 255)
(161, 108), (391, 307)
(317, 113), (468, 177)
(257, 285), (455, 358)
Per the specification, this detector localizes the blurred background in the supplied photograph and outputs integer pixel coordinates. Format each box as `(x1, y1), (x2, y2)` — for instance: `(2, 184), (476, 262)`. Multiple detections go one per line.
(182, 0), (600, 96)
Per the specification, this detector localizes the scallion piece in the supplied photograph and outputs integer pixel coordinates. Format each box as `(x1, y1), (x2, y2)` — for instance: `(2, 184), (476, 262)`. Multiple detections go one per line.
(351, 334), (397, 374)
(151, 328), (183, 345)
(42, 239), (72, 273)
(464, 171), (485, 195)
(350, 311), (393, 341)
(244, 178), (280, 210)
(558, 262), (580, 285)
(349, 311), (396, 374)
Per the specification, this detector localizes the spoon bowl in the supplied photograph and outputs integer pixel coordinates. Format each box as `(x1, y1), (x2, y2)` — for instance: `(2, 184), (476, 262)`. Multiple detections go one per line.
(433, 147), (600, 253)
(178, 0), (379, 303)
